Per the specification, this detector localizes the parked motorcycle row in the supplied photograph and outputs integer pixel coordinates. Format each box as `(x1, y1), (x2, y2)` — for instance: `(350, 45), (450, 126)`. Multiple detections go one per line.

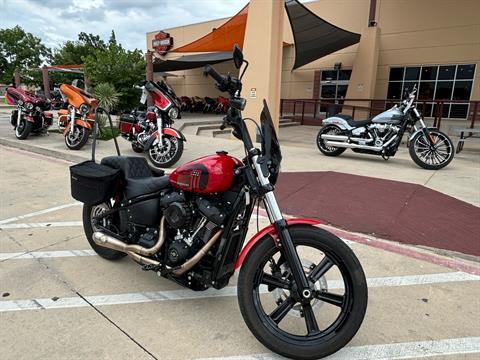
(180, 95), (230, 114)
(4, 78), (187, 168)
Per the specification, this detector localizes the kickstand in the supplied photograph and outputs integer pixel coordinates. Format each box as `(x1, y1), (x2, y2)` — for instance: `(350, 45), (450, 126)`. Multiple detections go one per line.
(382, 154), (390, 161)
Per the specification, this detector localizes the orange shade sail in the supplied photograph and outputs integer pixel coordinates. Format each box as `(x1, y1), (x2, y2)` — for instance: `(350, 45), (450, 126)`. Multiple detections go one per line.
(172, 4), (249, 52)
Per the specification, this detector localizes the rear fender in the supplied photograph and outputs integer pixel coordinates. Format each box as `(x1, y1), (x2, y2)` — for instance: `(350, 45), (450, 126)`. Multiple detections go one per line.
(234, 218), (321, 270)
(322, 116), (353, 130)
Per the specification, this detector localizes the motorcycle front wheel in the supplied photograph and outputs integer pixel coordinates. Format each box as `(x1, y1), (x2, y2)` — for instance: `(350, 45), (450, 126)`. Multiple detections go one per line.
(237, 225), (367, 360)
(148, 135), (184, 168)
(65, 125), (89, 150)
(15, 118), (33, 140)
(409, 130), (454, 170)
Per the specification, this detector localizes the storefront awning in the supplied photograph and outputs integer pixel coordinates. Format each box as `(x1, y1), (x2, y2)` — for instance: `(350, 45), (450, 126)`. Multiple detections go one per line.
(152, 52), (232, 72)
(172, 4), (249, 52)
(285, 0), (361, 70)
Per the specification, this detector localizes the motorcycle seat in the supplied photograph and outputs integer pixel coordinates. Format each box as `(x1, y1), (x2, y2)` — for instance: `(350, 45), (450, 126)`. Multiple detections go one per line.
(336, 114), (372, 127)
(101, 156), (168, 198)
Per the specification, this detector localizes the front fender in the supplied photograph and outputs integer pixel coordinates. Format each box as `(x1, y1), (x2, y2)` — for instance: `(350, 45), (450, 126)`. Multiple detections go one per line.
(234, 218), (321, 270)
(409, 127), (438, 141)
(62, 119), (92, 136)
(163, 127), (186, 141)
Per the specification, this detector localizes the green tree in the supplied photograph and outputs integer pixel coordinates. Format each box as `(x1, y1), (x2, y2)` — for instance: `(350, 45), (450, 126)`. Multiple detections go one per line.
(93, 82), (120, 112)
(83, 31), (145, 111)
(50, 32), (107, 87)
(0, 26), (51, 84)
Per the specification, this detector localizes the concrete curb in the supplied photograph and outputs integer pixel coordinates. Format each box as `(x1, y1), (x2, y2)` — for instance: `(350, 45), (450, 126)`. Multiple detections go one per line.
(0, 137), (87, 163)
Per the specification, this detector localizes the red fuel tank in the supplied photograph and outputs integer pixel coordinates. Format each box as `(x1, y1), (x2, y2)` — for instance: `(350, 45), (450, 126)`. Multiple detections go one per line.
(169, 152), (242, 194)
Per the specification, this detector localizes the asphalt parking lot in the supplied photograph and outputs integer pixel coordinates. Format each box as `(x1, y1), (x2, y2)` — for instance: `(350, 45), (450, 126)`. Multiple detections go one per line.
(1, 143), (479, 360)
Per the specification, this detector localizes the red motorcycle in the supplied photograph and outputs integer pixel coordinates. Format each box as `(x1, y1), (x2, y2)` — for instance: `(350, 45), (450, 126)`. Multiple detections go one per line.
(4, 87), (53, 139)
(119, 80), (185, 168)
(72, 46), (367, 360)
(215, 96), (229, 114)
(180, 96), (192, 112)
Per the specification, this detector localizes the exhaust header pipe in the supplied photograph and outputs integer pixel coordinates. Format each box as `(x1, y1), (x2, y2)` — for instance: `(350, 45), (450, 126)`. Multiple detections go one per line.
(92, 216), (223, 277)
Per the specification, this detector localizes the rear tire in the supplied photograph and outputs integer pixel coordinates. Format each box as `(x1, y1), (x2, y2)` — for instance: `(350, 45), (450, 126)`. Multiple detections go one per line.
(238, 226), (367, 360)
(15, 119), (33, 139)
(82, 203), (126, 260)
(131, 142), (144, 153)
(316, 125), (346, 156)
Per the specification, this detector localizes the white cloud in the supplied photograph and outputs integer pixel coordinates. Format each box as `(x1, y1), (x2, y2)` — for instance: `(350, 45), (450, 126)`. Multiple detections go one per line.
(1, 0), (249, 53)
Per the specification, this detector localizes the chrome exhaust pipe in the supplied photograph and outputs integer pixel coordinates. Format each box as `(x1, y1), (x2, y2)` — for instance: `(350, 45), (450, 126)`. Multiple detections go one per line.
(320, 134), (349, 141)
(92, 217), (166, 256)
(324, 140), (382, 151)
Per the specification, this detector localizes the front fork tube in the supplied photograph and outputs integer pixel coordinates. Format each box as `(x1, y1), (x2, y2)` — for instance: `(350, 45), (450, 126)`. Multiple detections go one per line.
(253, 156), (311, 295)
(69, 108), (75, 135)
(16, 108), (22, 127)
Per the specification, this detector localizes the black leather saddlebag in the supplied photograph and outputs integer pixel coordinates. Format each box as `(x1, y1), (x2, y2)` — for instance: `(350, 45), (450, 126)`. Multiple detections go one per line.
(70, 161), (121, 205)
(69, 108), (122, 205)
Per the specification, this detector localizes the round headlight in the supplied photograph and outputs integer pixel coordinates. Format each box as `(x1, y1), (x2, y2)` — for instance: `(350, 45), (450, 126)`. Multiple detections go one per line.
(25, 102), (34, 110)
(168, 107), (179, 119)
(17, 100), (24, 106)
(79, 103), (90, 114)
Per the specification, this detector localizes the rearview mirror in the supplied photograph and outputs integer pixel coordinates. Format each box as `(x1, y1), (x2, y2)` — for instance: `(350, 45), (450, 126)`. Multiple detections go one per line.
(233, 44), (243, 69)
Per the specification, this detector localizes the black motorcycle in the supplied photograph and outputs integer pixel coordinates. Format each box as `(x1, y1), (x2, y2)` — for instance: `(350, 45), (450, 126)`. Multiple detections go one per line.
(71, 45), (368, 360)
(316, 86), (455, 170)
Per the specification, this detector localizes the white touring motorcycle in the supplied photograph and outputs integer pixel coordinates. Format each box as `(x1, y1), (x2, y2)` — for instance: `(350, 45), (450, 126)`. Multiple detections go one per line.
(316, 87), (454, 170)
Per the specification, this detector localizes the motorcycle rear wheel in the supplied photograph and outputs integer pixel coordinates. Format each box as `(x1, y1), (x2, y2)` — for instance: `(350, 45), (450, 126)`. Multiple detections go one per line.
(409, 130), (454, 170)
(82, 202), (126, 260)
(316, 125), (346, 156)
(237, 225), (367, 360)
(15, 119), (33, 140)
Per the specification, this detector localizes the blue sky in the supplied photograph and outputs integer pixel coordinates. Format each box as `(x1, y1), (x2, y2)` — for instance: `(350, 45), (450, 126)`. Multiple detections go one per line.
(0, 0), (249, 51)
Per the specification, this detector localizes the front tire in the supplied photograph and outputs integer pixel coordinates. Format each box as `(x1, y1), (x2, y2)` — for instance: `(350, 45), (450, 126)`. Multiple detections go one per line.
(316, 125), (346, 156)
(15, 118), (33, 139)
(148, 135), (184, 168)
(82, 203), (126, 260)
(409, 130), (454, 170)
(237, 226), (367, 360)
(65, 125), (89, 150)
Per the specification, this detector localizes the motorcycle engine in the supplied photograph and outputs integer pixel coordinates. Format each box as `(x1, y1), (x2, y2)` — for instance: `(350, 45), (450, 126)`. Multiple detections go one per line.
(368, 123), (399, 146)
(161, 191), (230, 267)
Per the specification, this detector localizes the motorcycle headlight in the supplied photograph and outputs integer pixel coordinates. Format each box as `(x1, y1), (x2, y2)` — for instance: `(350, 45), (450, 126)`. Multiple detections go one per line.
(25, 102), (34, 110)
(168, 106), (179, 119)
(17, 100), (24, 106)
(79, 103), (90, 114)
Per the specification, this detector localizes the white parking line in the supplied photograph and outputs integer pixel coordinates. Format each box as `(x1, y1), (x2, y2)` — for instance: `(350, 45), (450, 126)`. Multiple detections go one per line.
(0, 202), (81, 225)
(0, 221), (83, 229)
(0, 249), (96, 261)
(0, 271), (477, 313)
(196, 336), (480, 360)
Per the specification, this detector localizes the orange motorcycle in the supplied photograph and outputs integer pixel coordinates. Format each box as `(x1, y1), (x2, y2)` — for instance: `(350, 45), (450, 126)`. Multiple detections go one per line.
(58, 84), (98, 150)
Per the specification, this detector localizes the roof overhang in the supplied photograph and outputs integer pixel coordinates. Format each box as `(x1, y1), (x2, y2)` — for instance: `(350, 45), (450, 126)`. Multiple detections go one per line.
(152, 52), (232, 72)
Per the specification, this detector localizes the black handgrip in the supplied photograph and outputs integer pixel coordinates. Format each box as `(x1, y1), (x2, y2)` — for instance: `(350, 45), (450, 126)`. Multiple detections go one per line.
(204, 65), (225, 86)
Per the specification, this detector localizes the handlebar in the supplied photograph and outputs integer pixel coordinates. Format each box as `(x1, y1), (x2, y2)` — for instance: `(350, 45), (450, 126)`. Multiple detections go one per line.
(204, 65), (226, 88)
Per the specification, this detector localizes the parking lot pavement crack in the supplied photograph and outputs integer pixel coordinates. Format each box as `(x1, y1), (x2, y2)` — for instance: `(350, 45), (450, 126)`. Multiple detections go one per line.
(75, 291), (159, 360)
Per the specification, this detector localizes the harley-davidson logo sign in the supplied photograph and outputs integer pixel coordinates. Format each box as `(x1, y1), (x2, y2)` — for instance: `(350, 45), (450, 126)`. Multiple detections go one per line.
(152, 31), (173, 55)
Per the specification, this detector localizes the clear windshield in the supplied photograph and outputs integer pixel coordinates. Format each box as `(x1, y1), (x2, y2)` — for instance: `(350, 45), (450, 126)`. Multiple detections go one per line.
(260, 100), (282, 184)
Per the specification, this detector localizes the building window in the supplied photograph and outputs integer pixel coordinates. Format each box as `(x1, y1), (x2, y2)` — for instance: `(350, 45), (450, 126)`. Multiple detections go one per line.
(320, 69), (351, 99)
(387, 64), (476, 118)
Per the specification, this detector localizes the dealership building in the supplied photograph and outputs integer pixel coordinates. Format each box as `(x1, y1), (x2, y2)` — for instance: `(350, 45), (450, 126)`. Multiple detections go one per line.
(146, 0), (479, 122)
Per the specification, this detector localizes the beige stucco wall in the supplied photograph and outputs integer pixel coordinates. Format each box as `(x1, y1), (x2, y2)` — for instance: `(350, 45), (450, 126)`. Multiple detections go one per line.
(146, 0), (480, 101)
